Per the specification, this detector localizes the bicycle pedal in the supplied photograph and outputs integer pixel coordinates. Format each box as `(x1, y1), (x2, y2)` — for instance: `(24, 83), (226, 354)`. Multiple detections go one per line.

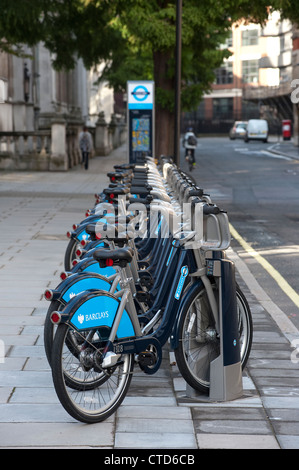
(134, 291), (151, 302)
(139, 276), (154, 288)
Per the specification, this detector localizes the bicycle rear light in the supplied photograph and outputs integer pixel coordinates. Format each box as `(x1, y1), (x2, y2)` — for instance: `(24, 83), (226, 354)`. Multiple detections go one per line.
(60, 272), (68, 281)
(66, 231), (72, 238)
(44, 289), (53, 301)
(76, 248), (83, 257)
(50, 311), (61, 324)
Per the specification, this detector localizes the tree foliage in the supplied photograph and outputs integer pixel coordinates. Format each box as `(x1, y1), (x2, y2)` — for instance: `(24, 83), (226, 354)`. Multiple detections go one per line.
(0, 0), (295, 153)
(0, 0), (276, 102)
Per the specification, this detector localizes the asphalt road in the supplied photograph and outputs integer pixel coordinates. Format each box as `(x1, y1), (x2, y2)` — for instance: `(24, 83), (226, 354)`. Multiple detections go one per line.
(180, 136), (299, 334)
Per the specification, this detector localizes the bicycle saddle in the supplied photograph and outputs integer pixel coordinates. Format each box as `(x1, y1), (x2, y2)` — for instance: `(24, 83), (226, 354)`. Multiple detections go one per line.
(114, 163), (135, 170)
(187, 188), (204, 198)
(93, 247), (133, 267)
(107, 171), (130, 180)
(104, 187), (130, 196)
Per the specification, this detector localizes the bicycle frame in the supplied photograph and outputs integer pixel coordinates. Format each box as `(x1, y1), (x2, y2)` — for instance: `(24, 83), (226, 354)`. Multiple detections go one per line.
(58, 237), (220, 376)
(53, 169), (232, 378)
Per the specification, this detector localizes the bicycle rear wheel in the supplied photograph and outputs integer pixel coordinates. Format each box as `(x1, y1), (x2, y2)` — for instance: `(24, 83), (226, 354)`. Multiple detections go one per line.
(44, 299), (63, 366)
(51, 323), (134, 423)
(64, 238), (79, 271)
(174, 283), (252, 394)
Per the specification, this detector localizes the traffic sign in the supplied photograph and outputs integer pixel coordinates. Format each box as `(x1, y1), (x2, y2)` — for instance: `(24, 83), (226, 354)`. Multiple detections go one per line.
(127, 81), (155, 163)
(128, 81), (154, 109)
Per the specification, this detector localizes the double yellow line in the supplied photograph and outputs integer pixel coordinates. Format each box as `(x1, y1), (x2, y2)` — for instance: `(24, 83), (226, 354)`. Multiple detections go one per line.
(229, 223), (299, 309)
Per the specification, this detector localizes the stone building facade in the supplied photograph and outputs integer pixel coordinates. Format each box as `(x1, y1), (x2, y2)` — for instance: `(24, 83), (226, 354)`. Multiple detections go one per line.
(0, 44), (126, 170)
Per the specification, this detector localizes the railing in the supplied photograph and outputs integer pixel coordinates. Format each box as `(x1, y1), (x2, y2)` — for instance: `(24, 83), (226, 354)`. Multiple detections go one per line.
(0, 130), (51, 156)
(0, 115), (127, 171)
(0, 128), (81, 171)
(243, 81), (292, 101)
(0, 130), (52, 170)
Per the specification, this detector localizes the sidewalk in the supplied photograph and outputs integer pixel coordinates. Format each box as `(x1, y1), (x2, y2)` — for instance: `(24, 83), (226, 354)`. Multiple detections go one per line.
(0, 144), (298, 449)
(267, 137), (299, 160)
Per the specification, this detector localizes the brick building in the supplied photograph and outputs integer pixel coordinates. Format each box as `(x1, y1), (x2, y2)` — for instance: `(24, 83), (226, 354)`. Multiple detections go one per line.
(183, 11), (294, 136)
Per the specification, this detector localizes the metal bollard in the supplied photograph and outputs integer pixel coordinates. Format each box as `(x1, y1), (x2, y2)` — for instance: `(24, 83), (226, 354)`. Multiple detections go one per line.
(186, 253), (243, 402)
(208, 254), (243, 401)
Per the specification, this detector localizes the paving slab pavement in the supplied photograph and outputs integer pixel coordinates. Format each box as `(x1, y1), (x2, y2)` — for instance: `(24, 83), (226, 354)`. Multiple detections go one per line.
(267, 138), (299, 161)
(0, 144), (298, 450)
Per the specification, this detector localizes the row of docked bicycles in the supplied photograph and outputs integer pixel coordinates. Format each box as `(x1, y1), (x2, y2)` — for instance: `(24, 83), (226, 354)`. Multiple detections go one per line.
(43, 155), (252, 423)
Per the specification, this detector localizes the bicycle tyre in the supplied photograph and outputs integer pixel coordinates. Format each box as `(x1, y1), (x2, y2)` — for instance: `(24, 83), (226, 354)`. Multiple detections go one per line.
(44, 299), (63, 366)
(44, 301), (95, 369)
(188, 152), (193, 172)
(64, 238), (79, 271)
(46, 307), (111, 391)
(174, 283), (252, 394)
(51, 323), (134, 423)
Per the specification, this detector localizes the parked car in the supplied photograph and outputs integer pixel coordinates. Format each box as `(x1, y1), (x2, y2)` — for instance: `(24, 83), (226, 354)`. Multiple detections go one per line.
(244, 119), (268, 143)
(229, 121), (248, 140)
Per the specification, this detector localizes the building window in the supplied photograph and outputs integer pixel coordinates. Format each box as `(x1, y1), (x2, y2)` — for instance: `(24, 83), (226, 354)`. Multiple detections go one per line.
(219, 31), (233, 50)
(226, 32), (233, 48)
(0, 79), (7, 103)
(215, 62), (233, 85)
(242, 60), (259, 83)
(213, 98), (233, 119)
(242, 29), (259, 46)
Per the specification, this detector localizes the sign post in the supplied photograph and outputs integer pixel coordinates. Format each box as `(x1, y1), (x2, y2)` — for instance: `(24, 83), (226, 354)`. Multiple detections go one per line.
(127, 81), (155, 163)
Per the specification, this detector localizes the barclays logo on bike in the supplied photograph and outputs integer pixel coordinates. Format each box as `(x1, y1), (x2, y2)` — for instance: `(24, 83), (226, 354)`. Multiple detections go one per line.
(174, 266), (189, 300)
(72, 310), (109, 329)
(85, 311), (109, 322)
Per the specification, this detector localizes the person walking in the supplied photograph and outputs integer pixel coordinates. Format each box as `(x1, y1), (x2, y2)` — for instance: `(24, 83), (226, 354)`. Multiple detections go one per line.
(79, 126), (93, 170)
(182, 127), (197, 169)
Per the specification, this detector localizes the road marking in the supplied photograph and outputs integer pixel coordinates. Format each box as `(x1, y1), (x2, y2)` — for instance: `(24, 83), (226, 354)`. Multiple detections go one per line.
(228, 247), (299, 345)
(261, 150), (292, 161)
(229, 223), (299, 311)
(234, 147), (292, 160)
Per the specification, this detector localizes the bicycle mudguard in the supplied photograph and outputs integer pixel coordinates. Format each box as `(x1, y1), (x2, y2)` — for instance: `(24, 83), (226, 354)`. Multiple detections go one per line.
(61, 290), (136, 339)
(73, 221), (106, 243)
(72, 257), (117, 278)
(76, 214), (108, 228)
(170, 279), (203, 350)
(55, 273), (115, 304)
(71, 214), (116, 242)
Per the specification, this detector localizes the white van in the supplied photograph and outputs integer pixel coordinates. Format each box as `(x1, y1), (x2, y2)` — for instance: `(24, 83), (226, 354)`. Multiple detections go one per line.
(245, 119), (268, 143)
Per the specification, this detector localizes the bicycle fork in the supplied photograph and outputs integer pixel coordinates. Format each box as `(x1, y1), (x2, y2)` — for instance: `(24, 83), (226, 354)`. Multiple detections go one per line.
(191, 249), (220, 335)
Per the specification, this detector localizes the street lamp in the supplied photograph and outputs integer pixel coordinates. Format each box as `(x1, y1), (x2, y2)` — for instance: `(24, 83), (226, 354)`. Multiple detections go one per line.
(24, 62), (30, 103)
(174, 0), (182, 166)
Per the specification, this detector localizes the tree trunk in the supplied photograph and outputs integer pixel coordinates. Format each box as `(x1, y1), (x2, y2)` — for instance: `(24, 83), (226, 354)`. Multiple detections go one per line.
(153, 49), (175, 158)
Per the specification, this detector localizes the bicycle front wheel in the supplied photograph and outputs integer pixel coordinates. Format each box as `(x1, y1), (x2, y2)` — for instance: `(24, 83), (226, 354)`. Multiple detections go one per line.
(51, 323), (134, 423)
(174, 283), (252, 394)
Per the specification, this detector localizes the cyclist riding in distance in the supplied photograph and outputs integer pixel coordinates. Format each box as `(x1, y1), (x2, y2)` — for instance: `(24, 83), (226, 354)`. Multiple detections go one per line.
(183, 127), (197, 169)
